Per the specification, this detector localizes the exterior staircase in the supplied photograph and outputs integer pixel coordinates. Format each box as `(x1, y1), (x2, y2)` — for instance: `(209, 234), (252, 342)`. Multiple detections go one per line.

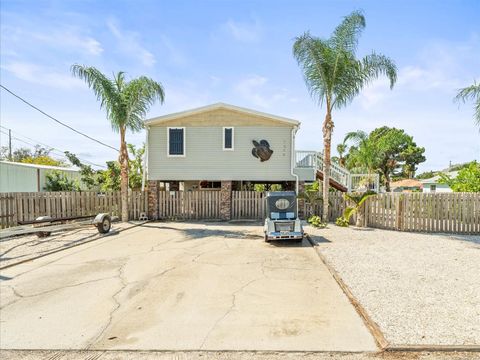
(295, 151), (380, 193)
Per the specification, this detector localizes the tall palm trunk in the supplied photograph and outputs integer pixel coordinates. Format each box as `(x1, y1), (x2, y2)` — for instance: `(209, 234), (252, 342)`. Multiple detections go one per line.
(322, 107), (333, 222)
(119, 127), (129, 221)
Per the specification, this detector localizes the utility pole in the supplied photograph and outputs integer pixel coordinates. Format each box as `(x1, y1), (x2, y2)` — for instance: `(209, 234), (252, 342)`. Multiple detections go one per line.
(8, 128), (12, 160)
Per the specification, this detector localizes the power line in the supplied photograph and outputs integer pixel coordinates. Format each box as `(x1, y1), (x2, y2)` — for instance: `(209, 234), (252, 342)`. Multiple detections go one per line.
(0, 128), (107, 168)
(0, 84), (119, 152)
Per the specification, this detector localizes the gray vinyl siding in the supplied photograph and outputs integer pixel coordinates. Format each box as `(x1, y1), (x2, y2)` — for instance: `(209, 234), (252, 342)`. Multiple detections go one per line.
(148, 126), (295, 181)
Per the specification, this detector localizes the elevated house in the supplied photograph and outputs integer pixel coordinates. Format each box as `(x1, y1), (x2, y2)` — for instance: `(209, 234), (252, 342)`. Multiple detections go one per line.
(144, 103), (377, 219)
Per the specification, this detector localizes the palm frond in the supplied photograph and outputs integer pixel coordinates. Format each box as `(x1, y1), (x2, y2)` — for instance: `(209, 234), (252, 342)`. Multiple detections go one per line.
(293, 33), (333, 106)
(455, 82), (480, 126)
(331, 10), (366, 54)
(71, 64), (119, 123)
(361, 52), (397, 89)
(123, 77), (165, 132)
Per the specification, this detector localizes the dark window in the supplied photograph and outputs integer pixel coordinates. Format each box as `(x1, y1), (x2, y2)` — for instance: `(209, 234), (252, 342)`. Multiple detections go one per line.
(169, 128), (184, 155)
(199, 181), (221, 189)
(224, 128), (233, 149)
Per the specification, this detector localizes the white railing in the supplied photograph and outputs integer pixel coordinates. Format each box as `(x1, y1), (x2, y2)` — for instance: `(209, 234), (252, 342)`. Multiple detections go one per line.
(295, 150), (380, 193)
(295, 150), (317, 168)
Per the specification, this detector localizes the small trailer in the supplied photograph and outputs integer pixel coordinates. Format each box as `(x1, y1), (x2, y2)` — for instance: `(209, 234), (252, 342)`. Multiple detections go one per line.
(263, 191), (304, 242)
(0, 213), (114, 240)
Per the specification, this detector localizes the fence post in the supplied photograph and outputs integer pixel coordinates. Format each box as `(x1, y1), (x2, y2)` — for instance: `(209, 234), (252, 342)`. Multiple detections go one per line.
(395, 194), (404, 231)
(220, 181), (232, 221)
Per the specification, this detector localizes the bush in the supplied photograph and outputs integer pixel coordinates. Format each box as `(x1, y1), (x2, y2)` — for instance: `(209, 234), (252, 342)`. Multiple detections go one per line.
(44, 171), (80, 191)
(335, 217), (350, 227)
(308, 215), (327, 228)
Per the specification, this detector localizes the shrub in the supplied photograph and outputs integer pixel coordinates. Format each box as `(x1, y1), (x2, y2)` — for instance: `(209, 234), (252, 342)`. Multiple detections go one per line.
(335, 217), (350, 227)
(308, 215), (327, 228)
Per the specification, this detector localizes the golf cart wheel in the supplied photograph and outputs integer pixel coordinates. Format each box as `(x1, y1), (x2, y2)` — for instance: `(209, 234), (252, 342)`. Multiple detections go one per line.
(97, 216), (111, 234)
(264, 233), (270, 242)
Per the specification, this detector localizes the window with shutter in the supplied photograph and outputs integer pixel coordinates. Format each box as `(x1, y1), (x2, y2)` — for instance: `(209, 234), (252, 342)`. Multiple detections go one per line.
(168, 128), (185, 156)
(223, 127), (234, 150)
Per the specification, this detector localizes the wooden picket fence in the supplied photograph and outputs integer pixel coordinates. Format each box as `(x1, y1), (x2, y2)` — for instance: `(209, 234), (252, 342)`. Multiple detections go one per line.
(0, 191), (148, 228)
(303, 192), (347, 221)
(232, 191), (265, 220)
(364, 192), (480, 234)
(2, 190), (479, 234)
(158, 190), (221, 220)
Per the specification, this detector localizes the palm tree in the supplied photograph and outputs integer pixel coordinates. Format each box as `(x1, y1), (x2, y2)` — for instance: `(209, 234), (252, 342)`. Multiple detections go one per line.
(454, 81), (480, 128)
(72, 65), (165, 221)
(344, 130), (379, 174)
(336, 142), (347, 167)
(293, 10), (397, 221)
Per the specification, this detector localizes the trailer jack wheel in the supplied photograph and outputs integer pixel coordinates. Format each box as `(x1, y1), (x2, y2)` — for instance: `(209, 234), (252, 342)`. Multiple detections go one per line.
(96, 216), (111, 234)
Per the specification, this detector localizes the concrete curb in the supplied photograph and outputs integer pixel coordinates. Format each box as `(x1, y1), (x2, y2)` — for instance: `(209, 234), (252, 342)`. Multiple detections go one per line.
(0, 221), (148, 270)
(305, 233), (480, 353)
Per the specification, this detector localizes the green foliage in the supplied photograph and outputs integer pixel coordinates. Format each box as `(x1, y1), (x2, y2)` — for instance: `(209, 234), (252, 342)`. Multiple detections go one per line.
(308, 215), (327, 228)
(44, 171), (80, 191)
(71, 65), (165, 220)
(335, 217), (350, 227)
(342, 190), (376, 224)
(128, 143), (145, 190)
(65, 151), (98, 189)
(253, 183), (283, 192)
(1, 145), (66, 166)
(293, 11), (397, 221)
(345, 127), (426, 190)
(439, 161), (480, 192)
(293, 11), (397, 110)
(64, 144), (145, 191)
(21, 155), (65, 167)
(416, 171), (437, 180)
(101, 161), (121, 191)
(454, 81), (480, 127)
(71, 65), (165, 134)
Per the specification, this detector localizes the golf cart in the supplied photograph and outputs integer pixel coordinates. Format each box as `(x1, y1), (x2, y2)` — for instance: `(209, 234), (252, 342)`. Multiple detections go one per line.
(263, 191), (304, 242)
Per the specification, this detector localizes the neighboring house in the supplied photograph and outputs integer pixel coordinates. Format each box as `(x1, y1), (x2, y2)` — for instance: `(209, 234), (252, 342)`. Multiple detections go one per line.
(0, 161), (81, 192)
(144, 103), (304, 192)
(390, 178), (423, 192)
(420, 171), (457, 193)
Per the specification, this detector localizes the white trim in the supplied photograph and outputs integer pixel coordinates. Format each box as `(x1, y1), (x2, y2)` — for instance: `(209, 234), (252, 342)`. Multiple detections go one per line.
(145, 102), (300, 127)
(167, 127), (186, 157)
(222, 127), (234, 151)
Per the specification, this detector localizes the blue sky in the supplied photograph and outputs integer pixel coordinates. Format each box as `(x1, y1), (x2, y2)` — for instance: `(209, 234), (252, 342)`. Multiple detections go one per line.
(1, 0), (479, 172)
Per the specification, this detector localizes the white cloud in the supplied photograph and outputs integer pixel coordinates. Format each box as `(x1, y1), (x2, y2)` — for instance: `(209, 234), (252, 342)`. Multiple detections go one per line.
(234, 74), (289, 109)
(107, 18), (155, 67)
(1, 25), (103, 56)
(33, 32), (103, 56)
(224, 18), (262, 43)
(1, 61), (84, 89)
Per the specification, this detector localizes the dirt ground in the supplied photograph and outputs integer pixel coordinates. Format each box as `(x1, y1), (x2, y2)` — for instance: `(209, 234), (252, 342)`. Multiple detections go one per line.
(306, 224), (480, 346)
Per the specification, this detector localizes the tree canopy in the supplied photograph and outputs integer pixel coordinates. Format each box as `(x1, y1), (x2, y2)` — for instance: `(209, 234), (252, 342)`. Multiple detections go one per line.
(344, 127), (426, 191)
(439, 161), (480, 192)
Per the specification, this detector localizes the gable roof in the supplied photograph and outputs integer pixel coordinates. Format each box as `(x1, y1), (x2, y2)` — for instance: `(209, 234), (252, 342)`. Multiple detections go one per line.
(144, 102), (300, 127)
(390, 179), (423, 188)
(419, 171), (458, 184)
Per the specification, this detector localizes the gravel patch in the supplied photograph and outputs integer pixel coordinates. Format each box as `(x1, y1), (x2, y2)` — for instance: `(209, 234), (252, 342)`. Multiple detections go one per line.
(0, 222), (140, 268)
(306, 225), (480, 346)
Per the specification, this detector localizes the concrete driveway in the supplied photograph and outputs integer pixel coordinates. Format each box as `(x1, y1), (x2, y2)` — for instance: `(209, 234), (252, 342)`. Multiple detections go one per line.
(0, 222), (376, 352)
